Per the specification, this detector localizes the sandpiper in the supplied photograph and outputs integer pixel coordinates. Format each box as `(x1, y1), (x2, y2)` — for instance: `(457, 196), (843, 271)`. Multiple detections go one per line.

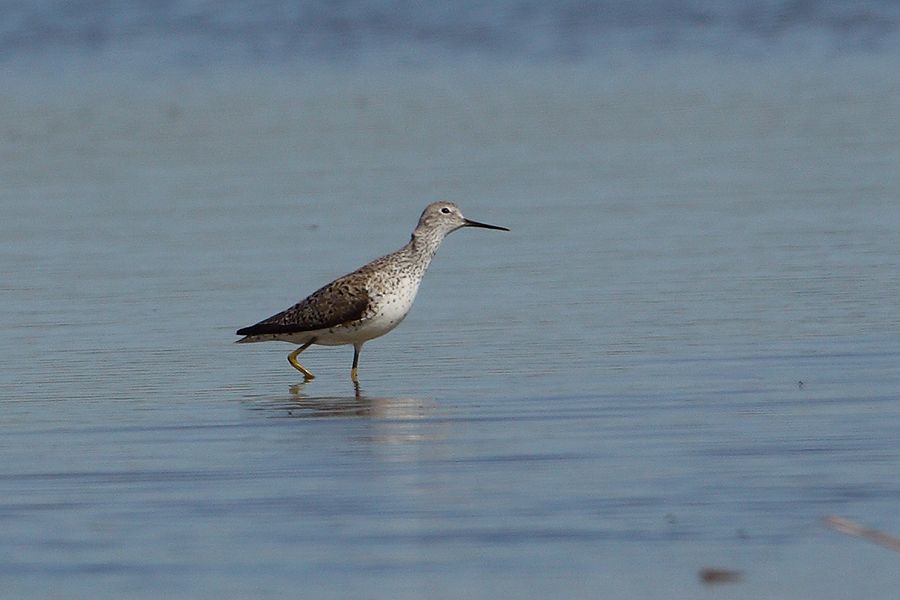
(236, 201), (508, 382)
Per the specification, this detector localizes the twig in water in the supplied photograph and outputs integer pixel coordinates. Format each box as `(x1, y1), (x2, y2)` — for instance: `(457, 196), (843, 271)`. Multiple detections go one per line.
(823, 515), (900, 553)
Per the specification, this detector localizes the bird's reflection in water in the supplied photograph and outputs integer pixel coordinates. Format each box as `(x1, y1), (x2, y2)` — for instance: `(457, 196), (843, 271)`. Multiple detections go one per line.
(249, 380), (436, 428)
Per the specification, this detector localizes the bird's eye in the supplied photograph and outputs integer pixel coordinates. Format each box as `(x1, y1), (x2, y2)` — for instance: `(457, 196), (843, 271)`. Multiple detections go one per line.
(441, 207), (451, 214)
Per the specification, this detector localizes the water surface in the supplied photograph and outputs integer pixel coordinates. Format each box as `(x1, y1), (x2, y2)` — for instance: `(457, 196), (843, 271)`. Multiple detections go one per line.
(3, 54), (900, 598)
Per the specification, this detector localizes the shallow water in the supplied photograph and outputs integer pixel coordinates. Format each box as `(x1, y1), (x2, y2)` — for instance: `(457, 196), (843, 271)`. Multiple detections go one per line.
(3, 59), (900, 598)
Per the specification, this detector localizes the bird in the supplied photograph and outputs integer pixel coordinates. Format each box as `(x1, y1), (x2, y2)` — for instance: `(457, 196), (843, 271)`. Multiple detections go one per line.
(236, 201), (509, 382)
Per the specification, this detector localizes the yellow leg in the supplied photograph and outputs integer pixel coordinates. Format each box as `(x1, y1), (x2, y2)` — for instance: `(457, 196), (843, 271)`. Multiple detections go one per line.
(288, 339), (316, 381)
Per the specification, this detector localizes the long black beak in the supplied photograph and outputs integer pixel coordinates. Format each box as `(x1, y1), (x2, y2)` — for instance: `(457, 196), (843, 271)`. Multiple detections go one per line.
(464, 218), (509, 231)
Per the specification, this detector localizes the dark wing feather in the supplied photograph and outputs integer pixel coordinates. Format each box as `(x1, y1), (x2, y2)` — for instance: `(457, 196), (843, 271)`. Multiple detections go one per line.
(236, 277), (370, 336)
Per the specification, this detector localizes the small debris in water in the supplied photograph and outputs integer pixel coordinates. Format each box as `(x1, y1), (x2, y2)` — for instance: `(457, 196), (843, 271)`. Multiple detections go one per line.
(699, 568), (742, 585)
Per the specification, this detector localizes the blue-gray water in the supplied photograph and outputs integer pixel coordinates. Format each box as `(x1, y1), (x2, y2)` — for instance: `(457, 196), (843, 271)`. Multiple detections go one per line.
(6, 0), (900, 68)
(4, 3), (900, 598)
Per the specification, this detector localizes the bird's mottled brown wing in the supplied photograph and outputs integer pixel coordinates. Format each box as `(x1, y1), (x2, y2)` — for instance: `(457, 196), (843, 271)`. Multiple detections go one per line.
(236, 276), (370, 336)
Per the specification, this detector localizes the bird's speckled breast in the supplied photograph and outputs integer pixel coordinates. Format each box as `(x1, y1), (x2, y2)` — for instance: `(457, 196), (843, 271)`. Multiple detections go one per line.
(361, 271), (421, 334)
(312, 271), (421, 346)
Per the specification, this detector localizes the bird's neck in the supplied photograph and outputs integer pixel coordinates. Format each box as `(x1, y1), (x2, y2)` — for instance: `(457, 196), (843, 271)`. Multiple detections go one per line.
(406, 230), (445, 271)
